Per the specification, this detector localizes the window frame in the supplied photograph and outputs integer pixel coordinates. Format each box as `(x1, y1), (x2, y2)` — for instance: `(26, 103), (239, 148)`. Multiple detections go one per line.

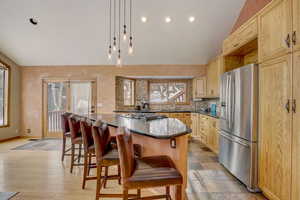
(0, 59), (10, 128)
(122, 78), (136, 107)
(148, 79), (190, 105)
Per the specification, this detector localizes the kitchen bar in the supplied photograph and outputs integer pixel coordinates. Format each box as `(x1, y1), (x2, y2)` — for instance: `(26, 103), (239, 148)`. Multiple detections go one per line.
(84, 113), (191, 200)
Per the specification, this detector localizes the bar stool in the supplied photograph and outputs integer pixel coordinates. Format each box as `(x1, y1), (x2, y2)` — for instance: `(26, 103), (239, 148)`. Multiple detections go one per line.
(68, 114), (84, 173)
(92, 121), (132, 200)
(80, 119), (97, 189)
(116, 128), (183, 200)
(61, 112), (72, 162)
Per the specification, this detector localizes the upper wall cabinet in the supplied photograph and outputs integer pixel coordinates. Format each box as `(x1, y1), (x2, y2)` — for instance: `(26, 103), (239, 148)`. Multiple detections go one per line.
(293, 0), (300, 52)
(223, 17), (258, 56)
(258, 0), (293, 62)
(206, 56), (223, 97)
(193, 77), (206, 99)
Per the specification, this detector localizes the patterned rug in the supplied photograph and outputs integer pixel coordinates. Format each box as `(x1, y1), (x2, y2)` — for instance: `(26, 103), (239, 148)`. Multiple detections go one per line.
(0, 192), (18, 200)
(11, 139), (62, 151)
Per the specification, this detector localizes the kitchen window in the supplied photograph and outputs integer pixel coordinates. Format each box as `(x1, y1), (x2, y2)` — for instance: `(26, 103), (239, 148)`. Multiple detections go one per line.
(123, 79), (135, 106)
(149, 80), (189, 104)
(0, 62), (9, 127)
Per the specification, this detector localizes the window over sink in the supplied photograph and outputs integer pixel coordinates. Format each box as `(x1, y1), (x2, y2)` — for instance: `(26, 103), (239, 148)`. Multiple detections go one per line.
(149, 80), (189, 104)
(123, 78), (135, 106)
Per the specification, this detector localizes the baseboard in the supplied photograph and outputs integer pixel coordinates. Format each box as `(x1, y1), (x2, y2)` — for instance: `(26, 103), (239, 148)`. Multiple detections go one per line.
(0, 136), (21, 143)
(21, 135), (42, 139)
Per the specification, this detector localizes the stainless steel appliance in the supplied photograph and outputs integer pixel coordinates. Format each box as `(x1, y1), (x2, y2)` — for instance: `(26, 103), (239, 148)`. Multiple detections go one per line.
(219, 64), (259, 192)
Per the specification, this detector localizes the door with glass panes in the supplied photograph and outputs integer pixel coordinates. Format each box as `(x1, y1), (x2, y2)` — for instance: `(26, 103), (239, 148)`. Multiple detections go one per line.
(43, 80), (96, 138)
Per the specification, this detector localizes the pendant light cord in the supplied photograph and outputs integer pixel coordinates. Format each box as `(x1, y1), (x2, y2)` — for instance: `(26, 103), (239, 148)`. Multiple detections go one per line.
(114, 0), (116, 39)
(109, 0), (112, 46)
(118, 0), (121, 51)
(130, 0), (132, 37)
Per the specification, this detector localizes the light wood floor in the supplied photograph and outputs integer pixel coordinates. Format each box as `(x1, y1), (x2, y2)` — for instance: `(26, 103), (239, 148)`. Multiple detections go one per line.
(0, 138), (267, 200)
(0, 138), (155, 200)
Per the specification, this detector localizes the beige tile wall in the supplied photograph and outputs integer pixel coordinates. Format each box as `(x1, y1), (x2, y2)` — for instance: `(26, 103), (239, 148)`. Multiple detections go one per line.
(21, 65), (206, 137)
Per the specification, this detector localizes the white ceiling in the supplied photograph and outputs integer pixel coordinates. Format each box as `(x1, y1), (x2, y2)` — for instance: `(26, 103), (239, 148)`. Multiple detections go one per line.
(0, 0), (246, 66)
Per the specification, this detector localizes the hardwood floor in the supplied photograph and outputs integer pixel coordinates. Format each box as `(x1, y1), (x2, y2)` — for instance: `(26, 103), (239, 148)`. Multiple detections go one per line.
(0, 138), (267, 200)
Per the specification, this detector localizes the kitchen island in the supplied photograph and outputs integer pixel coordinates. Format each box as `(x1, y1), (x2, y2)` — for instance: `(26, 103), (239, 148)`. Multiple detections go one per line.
(85, 113), (191, 200)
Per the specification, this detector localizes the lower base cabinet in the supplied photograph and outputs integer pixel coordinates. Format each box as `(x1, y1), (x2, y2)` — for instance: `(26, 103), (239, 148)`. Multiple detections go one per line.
(191, 113), (219, 154)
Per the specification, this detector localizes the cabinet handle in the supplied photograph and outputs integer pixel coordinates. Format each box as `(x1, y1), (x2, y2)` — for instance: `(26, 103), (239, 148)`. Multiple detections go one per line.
(292, 31), (297, 46)
(285, 34), (291, 48)
(285, 99), (290, 113)
(292, 99), (296, 113)
(233, 43), (239, 47)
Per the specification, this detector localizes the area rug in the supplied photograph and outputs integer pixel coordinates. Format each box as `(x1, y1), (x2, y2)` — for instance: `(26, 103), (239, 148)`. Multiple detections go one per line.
(11, 139), (62, 151)
(0, 192), (18, 200)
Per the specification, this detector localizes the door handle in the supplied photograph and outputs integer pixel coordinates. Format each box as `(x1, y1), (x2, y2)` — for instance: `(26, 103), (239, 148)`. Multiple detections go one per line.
(285, 99), (290, 113)
(292, 99), (296, 113)
(285, 34), (291, 48)
(292, 31), (297, 46)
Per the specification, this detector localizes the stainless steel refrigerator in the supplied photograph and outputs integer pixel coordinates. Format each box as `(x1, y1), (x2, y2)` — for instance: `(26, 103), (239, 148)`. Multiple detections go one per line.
(219, 64), (259, 192)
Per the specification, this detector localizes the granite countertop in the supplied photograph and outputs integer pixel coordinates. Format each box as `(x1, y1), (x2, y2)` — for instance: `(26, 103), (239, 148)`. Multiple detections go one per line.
(114, 110), (192, 113)
(85, 114), (191, 139)
(114, 110), (219, 119)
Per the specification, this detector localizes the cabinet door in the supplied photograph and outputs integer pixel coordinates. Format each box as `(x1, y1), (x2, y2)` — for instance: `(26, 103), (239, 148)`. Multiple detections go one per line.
(259, 55), (292, 200)
(193, 77), (206, 98)
(207, 59), (220, 97)
(293, 0), (300, 51)
(258, 0), (293, 62)
(292, 51), (300, 200)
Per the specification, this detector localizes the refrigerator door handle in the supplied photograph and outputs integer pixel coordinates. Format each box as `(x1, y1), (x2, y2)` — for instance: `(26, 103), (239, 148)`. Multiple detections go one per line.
(220, 132), (250, 148)
(228, 74), (232, 129)
(230, 74), (235, 130)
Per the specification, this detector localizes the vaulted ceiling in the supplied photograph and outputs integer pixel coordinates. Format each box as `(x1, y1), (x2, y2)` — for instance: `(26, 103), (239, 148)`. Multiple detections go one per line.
(0, 0), (246, 66)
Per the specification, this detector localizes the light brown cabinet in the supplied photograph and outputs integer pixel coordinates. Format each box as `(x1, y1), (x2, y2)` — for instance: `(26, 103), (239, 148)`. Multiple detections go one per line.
(223, 17), (258, 56)
(191, 113), (219, 154)
(206, 57), (223, 97)
(193, 77), (206, 99)
(160, 113), (192, 128)
(258, 0), (292, 62)
(293, 0), (300, 52)
(292, 50), (300, 200)
(258, 55), (293, 200)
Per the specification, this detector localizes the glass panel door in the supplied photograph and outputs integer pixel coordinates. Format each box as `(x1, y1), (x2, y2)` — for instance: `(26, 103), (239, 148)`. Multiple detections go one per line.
(43, 80), (96, 138)
(45, 81), (68, 137)
(70, 81), (94, 115)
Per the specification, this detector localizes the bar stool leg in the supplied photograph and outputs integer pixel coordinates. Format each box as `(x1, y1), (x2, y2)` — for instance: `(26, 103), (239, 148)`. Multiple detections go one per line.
(166, 186), (170, 200)
(123, 189), (128, 200)
(137, 189), (141, 199)
(82, 151), (88, 189)
(70, 144), (75, 173)
(118, 165), (121, 185)
(95, 165), (103, 200)
(61, 136), (66, 162)
(87, 153), (92, 176)
(175, 185), (182, 200)
(78, 144), (82, 164)
(103, 166), (108, 188)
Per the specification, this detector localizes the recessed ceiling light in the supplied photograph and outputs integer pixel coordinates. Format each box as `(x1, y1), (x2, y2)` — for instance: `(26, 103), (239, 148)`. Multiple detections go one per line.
(29, 18), (38, 25)
(165, 17), (171, 23)
(189, 16), (195, 23)
(141, 17), (147, 23)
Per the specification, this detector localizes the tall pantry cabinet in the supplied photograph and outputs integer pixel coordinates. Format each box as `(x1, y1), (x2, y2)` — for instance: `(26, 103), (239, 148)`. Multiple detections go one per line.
(258, 0), (300, 200)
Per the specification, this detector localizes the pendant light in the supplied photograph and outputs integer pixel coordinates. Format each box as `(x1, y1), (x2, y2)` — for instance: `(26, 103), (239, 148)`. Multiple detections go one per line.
(107, 0), (134, 65)
(123, 0), (127, 41)
(108, 0), (112, 59)
(128, 0), (133, 55)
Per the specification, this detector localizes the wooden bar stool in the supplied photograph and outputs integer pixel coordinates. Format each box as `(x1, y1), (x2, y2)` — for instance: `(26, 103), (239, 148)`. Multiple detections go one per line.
(80, 119), (97, 189)
(116, 128), (183, 200)
(61, 112), (72, 162)
(92, 121), (136, 200)
(68, 114), (84, 173)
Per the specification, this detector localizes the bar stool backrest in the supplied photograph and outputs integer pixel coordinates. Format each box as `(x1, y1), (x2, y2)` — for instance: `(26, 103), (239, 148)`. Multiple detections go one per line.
(61, 112), (72, 134)
(68, 115), (82, 140)
(92, 121), (112, 163)
(80, 119), (94, 152)
(116, 128), (135, 179)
